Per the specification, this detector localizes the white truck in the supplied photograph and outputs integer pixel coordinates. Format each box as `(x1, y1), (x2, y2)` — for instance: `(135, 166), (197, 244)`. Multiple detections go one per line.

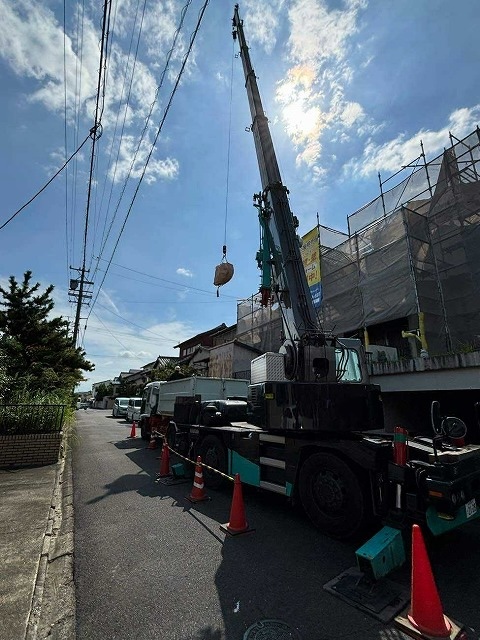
(138, 376), (249, 441)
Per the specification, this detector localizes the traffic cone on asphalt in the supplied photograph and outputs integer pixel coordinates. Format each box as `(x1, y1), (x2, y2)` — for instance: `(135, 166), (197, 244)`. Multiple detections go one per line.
(158, 442), (171, 478)
(186, 456), (210, 503)
(220, 474), (254, 536)
(395, 524), (463, 639)
(147, 430), (157, 449)
(129, 420), (137, 438)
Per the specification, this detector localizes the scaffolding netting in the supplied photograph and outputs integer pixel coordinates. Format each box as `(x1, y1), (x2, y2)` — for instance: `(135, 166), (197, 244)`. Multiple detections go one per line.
(316, 128), (480, 355)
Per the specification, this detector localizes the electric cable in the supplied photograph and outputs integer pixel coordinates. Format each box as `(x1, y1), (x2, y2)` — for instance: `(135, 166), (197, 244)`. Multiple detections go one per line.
(70, 0), (86, 267)
(72, 0), (113, 344)
(94, 0), (194, 274)
(0, 135), (90, 231)
(95, 301), (179, 341)
(63, 0), (70, 287)
(95, 257), (240, 298)
(91, 310), (130, 350)
(93, 0), (147, 268)
(87, 0), (211, 325)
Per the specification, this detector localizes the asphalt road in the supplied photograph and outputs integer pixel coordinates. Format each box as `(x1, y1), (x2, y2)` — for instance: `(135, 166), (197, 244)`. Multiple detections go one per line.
(73, 410), (480, 640)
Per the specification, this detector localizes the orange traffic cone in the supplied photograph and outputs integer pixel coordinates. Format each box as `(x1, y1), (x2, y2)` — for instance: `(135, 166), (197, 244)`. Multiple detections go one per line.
(186, 456), (210, 503)
(220, 474), (254, 536)
(158, 442), (171, 478)
(147, 429), (157, 449)
(129, 420), (137, 438)
(395, 524), (463, 639)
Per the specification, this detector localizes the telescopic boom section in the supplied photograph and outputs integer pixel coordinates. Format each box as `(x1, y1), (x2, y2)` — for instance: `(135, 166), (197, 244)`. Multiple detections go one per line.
(232, 6), (325, 376)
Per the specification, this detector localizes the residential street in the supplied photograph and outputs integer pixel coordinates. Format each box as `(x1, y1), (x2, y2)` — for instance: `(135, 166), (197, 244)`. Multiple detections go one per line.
(72, 410), (480, 640)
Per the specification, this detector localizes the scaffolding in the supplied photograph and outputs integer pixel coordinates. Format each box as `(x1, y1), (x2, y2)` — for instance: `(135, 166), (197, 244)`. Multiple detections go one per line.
(317, 127), (480, 356)
(236, 294), (282, 353)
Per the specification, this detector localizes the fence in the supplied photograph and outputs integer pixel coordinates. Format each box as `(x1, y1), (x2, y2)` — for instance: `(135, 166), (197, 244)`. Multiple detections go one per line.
(0, 404), (66, 435)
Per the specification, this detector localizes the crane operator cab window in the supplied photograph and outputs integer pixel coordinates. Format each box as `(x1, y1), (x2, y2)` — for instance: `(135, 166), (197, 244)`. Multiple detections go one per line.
(335, 346), (362, 382)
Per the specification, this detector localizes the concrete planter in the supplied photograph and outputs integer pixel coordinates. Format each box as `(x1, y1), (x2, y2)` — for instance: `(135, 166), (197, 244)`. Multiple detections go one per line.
(0, 431), (63, 469)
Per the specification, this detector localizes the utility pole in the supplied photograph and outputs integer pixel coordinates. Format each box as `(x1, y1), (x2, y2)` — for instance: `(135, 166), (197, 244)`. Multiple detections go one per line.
(68, 0), (111, 348)
(69, 267), (93, 345)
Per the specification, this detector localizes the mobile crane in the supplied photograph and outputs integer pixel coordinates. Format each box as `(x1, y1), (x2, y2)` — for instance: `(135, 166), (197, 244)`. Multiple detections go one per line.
(166, 5), (480, 569)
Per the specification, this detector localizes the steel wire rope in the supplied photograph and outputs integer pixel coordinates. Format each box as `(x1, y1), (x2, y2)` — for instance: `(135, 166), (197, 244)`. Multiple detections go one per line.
(93, 0), (194, 278)
(93, 0), (146, 269)
(0, 135), (90, 231)
(222, 38), (235, 250)
(87, 0), (210, 327)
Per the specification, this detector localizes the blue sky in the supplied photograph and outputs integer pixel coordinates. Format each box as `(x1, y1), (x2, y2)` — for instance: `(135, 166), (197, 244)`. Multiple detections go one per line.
(1, 0), (479, 390)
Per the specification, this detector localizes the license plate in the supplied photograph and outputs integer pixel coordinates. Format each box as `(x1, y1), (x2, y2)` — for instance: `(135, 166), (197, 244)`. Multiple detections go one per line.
(465, 498), (477, 518)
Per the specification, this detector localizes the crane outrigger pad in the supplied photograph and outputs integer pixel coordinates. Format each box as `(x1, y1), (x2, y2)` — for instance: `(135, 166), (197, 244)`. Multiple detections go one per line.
(323, 567), (409, 623)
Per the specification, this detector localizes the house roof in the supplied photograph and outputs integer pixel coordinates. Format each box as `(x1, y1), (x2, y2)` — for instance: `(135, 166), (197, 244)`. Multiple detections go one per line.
(152, 355), (179, 369)
(173, 323), (227, 349)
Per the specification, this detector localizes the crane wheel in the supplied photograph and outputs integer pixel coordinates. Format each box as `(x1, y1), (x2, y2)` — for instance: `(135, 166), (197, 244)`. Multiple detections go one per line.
(198, 435), (227, 490)
(298, 452), (370, 541)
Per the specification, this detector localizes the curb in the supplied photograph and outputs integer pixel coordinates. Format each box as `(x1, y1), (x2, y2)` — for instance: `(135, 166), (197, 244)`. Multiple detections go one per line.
(25, 445), (76, 640)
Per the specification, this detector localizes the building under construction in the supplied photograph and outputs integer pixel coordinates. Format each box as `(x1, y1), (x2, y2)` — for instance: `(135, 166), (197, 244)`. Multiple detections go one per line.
(318, 127), (480, 361)
(236, 128), (480, 363)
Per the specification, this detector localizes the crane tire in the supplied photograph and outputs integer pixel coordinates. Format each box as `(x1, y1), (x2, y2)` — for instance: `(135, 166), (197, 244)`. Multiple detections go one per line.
(199, 435), (227, 490)
(298, 452), (369, 541)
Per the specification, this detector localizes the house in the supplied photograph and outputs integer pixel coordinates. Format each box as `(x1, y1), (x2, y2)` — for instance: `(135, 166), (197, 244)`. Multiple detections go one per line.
(174, 323), (228, 376)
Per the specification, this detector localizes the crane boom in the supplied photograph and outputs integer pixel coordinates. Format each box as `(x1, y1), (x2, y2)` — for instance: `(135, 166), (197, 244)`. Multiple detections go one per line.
(232, 4), (329, 381)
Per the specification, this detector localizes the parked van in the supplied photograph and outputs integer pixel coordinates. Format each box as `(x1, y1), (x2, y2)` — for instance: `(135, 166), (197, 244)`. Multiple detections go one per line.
(126, 397), (142, 423)
(112, 397), (129, 418)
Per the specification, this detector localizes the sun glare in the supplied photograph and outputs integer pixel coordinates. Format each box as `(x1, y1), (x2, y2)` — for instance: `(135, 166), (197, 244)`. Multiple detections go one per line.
(277, 66), (321, 145)
(283, 99), (321, 144)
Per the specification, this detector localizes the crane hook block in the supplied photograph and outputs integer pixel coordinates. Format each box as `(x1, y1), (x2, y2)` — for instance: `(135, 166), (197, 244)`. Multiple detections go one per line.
(214, 262), (234, 287)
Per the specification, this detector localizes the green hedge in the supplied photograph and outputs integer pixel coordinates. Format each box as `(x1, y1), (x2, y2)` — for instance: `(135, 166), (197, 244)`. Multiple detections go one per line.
(0, 404), (66, 435)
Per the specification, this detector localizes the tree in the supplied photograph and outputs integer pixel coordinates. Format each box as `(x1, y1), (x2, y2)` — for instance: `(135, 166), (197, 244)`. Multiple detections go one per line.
(0, 271), (94, 395)
(116, 381), (140, 398)
(148, 362), (196, 382)
(94, 382), (113, 401)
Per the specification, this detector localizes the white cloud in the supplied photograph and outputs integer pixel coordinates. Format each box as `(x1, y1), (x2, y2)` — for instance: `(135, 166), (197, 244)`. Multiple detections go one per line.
(110, 135), (179, 184)
(176, 268), (193, 278)
(0, 0), (180, 187)
(119, 350), (141, 359)
(346, 104), (480, 177)
(271, 0), (368, 175)
(242, 0), (286, 54)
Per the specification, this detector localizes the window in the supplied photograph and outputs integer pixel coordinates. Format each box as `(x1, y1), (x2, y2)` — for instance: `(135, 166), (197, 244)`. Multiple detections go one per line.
(335, 347), (362, 382)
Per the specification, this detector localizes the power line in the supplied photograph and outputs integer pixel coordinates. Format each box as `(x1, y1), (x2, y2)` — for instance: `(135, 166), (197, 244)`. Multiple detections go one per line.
(95, 302), (179, 341)
(91, 310), (130, 350)
(72, 0), (113, 345)
(0, 135), (90, 231)
(87, 0), (211, 326)
(93, 0), (194, 276)
(95, 258), (240, 298)
(93, 0), (148, 270)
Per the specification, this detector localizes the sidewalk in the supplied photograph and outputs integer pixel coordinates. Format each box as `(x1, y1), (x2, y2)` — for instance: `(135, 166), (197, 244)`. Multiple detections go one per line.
(0, 453), (75, 640)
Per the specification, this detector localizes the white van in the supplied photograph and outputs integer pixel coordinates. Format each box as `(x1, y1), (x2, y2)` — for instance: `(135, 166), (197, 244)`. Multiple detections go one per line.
(112, 397), (129, 418)
(127, 397), (142, 422)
